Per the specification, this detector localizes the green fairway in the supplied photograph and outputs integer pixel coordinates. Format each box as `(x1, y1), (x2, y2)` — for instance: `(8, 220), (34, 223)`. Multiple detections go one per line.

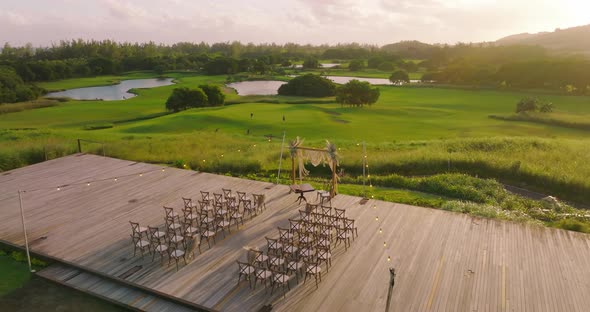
(2, 72), (590, 206)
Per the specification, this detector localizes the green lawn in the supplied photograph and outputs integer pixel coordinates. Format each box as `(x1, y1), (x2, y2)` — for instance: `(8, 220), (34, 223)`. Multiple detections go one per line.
(2, 72), (590, 204)
(0, 255), (31, 296)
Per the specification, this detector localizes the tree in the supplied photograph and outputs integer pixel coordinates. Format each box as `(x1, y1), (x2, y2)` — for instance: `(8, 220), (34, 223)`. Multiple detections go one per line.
(389, 70), (410, 85)
(199, 84), (225, 106)
(302, 57), (319, 69)
(165, 87), (208, 112)
(516, 97), (539, 113)
(335, 80), (380, 107)
(540, 101), (554, 113)
(277, 74), (336, 97)
(348, 59), (364, 71)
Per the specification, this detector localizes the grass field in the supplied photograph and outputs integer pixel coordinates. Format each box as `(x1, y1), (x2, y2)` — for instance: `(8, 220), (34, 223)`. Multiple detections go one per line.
(2, 72), (590, 209)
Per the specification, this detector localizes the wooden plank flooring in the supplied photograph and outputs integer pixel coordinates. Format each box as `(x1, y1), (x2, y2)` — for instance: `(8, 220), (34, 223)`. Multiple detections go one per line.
(1, 154), (589, 311)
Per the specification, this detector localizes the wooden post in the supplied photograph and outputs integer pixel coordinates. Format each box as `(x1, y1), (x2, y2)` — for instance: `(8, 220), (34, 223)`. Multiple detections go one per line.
(77, 139), (82, 153)
(18, 190), (34, 273)
(291, 156), (296, 185)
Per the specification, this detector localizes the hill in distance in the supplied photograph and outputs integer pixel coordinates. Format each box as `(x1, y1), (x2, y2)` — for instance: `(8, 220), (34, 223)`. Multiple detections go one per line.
(495, 24), (590, 54)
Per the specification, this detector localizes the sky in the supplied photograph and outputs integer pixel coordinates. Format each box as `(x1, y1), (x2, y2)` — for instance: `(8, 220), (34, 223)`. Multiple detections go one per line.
(1, 0), (589, 47)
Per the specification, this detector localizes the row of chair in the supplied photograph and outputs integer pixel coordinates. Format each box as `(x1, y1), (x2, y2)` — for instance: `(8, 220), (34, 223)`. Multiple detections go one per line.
(237, 204), (359, 296)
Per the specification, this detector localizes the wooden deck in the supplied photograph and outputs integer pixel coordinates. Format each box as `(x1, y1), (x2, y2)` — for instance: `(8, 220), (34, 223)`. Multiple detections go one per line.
(1, 154), (589, 311)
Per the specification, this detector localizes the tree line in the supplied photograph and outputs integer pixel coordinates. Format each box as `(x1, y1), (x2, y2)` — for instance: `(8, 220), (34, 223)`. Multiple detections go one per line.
(2, 39), (590, 104)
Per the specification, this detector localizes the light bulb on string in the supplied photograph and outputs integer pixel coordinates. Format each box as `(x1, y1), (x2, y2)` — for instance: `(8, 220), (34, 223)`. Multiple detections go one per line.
(202, 159), (206, 163)
(221, 154), (224, 158)
(375, 216), (379, 221)
(57, 186), (61, 191)
(379, 228), (383, 234)
(238, 149), (241, 152)
(383, 242), (387, 247)
(373, 205), (377, 209)
(114, 178), (118, 182)
(87, 182), (90, 186)
(387, 256), (391, 262)
(161, 168), (165, 172)
(139, 173), (143, 177)
(183, 164), (187, 168)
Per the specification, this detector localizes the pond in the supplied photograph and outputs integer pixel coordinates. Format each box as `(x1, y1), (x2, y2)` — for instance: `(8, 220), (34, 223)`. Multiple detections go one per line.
(226, 80), (286, 95)
(226, 76), (422, 96)
(325, 76), (421, 85)
(46, 78), (174, 101)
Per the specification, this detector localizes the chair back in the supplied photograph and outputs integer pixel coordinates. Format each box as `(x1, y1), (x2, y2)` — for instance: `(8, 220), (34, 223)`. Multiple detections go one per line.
(222, 188), (233, 199)
(200, 191), (211, 203)
(164, 206), (176, 219)
(182, 197), (194, 209)
(334, 208), (346, 219)
(129, 221), (141, 237)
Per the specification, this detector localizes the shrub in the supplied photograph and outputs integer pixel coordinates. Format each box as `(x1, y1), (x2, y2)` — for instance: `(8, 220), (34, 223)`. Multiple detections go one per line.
(516, 97), (539, 113)
(278, 74), (336, 97)
(389, 70), (410, 84)
(348, 60), (365, 71)
(165, 87), (208, 112)
(335, 79), (380, 107)
(198, 84), (225, 106)
(551, 219), (590, 233)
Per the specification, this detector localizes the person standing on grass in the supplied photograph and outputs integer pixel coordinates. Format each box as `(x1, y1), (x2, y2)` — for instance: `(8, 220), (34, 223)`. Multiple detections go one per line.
(250, 112), (253, 119)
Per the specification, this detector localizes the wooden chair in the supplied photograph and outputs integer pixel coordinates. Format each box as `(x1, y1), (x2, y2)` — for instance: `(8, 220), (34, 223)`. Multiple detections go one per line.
(317, 246), (332, 272)
(344, 218), (358, 240)
(222, 188), (236, 201)
(288, 219), (302, 238)
(237, 260), (256, 288)
(243, 200), (257, 219)
(200, 191), (213, 205)
(164, 206), (181, 222)
(286, 255), (305, 284)
(130, 229), (150, 258)
(199, 223), (216, 249)
(148, 227), (168, 265)
(271, 268), (290, 297)
(165, 215), (182, 234)
(299, 243), (315, 261)
(229, 203), (244, 230)
(166, 222), (186, 250)
(147, 226), (167, 244)
(252, 193), (266, 213)
(254, 265), (273, 291)
(304, 260), (322, 288)
(182, 220), (201, 256)
(278, 227), (293, 245)
(182, 197), (197, 211)
(305, 202), (319, 213)
(321, 205), (333, 217)
(129, 221), (148, 239)
(336, 226), (351, 251)
(215, 205), (232, 238)
(213, 192), (227, 208)
(236, 191), (251, 209)
(183, 207), (199, 227)
(317, 225), (332, 248)
(333, 208), (346, 220)
(266, 237), (283, 256)
(251, 249), (269, 268)
(168, 247), (187, 271)
(269, 255), (285, 271)
(199, 200), (214, 214)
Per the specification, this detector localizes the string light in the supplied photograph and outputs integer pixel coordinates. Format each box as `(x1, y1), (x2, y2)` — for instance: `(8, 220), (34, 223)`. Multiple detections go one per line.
(139, 173), (143, 177)
(375, 216), (379, 221)
(383, 242), (387, 247)
(379, 228), (382, 234)
(202, 159), (206, 163)
(238, 149), (241, 152)
(373, 205), (377, 209)
(253, 144), (257, 147)
(220, 154), (224, 158)
(161, 168), (165, 172)
(57, 186), (61, 191)
(183, 164), (187, 168)
(387, 256), (391, 262)
(114, 178), (118, 182)
(86, 182), (90, 186)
